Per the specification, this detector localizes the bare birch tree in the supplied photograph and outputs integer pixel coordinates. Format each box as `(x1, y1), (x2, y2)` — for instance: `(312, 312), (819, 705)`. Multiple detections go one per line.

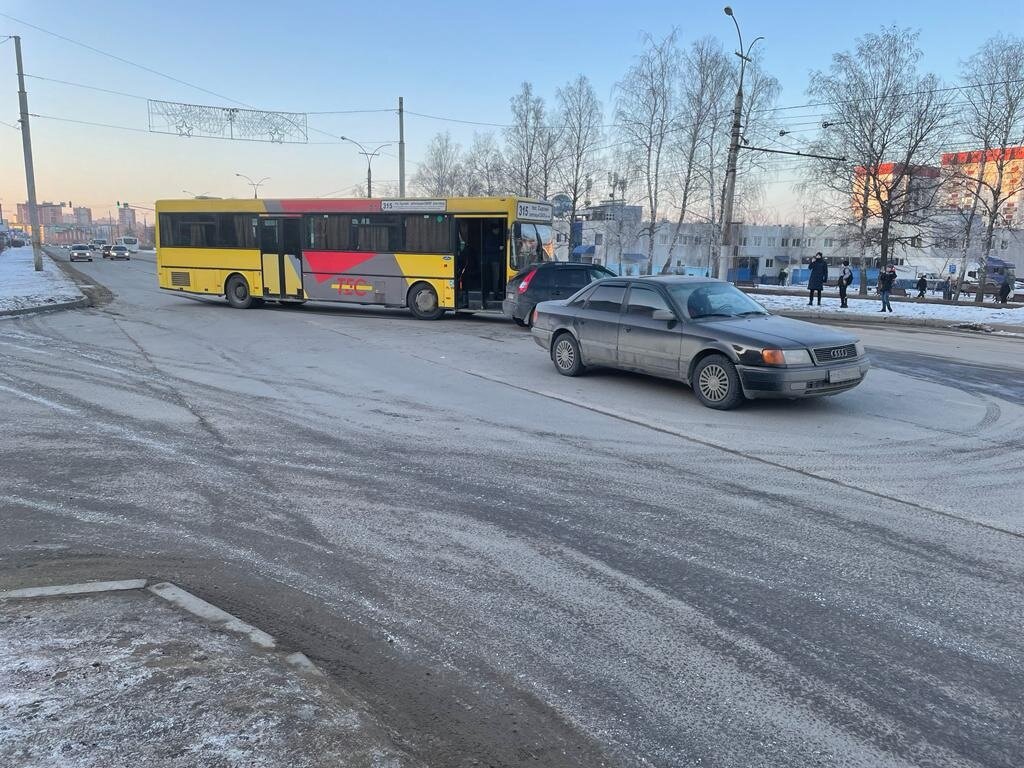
(505, 82), (545, 198)
(806, 27), (952, 292)
(412, 132), (464, 197)
(661, 38), (731, 273)
(615, 31), (680, 274)
(536, 122), (564, 200)
(464, 132), (506, 196)
(949, 35), (1024, 301)
(554, 75), (603, 250)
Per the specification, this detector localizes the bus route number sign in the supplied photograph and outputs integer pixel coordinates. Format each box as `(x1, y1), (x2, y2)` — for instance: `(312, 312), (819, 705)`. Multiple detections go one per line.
(517, 202), (553, 222)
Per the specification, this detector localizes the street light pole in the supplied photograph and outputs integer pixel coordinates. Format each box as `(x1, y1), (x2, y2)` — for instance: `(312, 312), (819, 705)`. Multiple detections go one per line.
(716, 6), (763, 282)
(234, 173), (269, 199)
(340, 137), (393, 198)
(13, 36), (42, 271)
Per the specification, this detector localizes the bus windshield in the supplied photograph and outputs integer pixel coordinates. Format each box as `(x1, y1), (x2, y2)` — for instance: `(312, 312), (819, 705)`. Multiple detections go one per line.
(512, 222), (553, 270)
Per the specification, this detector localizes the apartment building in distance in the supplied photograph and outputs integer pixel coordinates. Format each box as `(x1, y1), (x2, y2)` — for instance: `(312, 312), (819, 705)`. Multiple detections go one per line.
(941, 146), (1024, 226)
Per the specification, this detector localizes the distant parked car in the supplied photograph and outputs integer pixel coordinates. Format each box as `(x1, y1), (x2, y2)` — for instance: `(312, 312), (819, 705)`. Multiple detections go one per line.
(10, 238), (25, 248)
(504, 262), (616, 327)
(531, 276), (869, 410)
(108, 244), (130, 260)
(70, 244), (93, 262)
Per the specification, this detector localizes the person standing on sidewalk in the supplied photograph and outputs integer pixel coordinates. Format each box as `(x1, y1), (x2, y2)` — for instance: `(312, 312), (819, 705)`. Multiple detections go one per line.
(778, 266), (788, 286)
(879, 264), (897, 313)
(807, 252), (828, 306)
(998, 280), (1012, 305)
(916, 274), (928, 298)
(838, 259), (853, 308)
(942, 276), (953, 300)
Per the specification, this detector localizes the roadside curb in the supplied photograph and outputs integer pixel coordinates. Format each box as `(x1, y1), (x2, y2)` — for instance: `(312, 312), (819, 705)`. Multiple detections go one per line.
(0, 578), (321, 676)
(0, 247), (93, 318)
(773, 309), (1024, 334)
(0, 295), (91, 318)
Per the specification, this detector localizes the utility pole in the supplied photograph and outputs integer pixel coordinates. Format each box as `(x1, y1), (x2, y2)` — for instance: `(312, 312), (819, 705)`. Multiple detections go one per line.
(14, 36), (42, 271)
(398, 96), (406, 198)
(716, 8), (763, 282)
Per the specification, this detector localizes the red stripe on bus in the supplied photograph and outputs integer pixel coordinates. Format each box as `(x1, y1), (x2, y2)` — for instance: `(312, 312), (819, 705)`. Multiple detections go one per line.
(303, 250), (378, 281)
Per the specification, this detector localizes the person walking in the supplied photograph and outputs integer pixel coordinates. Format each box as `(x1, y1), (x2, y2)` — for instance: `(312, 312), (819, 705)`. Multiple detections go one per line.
(915, 274), (928, 299)
(807, 252), (828, 306)
(998, 279), (1012, 305)
(838, 259), (854, 308)
(942, 276), (953, 301)
(778, 266), (788, 287)
(878, 264), (897, 313)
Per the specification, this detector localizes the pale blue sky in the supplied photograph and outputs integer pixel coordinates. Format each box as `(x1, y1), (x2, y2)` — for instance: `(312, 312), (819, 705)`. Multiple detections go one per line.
(1, 0), (1021, 222)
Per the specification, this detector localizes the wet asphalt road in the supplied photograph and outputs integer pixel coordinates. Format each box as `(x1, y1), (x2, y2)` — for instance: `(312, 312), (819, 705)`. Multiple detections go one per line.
(2, 251), (1023, 767)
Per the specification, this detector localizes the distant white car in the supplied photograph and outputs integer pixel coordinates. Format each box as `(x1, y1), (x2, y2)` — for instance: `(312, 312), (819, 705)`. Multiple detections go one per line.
(109, 244), (131, 260)
(70, 244), (93, 262)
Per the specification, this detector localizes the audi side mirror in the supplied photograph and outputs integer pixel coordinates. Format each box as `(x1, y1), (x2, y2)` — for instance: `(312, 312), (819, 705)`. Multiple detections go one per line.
(652, 309), (676, 322)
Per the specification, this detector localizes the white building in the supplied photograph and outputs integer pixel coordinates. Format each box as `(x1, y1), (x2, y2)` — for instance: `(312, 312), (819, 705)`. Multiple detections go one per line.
(565, 204), (1022, 286)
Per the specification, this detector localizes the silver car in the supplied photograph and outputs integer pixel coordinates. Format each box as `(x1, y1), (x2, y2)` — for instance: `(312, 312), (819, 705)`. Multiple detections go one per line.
(70, 244), (93, 262)
(531, 276), (869, 410)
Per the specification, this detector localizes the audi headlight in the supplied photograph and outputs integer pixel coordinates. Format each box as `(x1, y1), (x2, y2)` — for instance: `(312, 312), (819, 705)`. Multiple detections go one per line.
(761, 348), (812, 366)
(854, 341), (865, 357)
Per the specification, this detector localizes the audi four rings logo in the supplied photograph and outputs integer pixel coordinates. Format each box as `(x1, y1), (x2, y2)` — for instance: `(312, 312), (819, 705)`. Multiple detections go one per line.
(830, 348), (848, 358)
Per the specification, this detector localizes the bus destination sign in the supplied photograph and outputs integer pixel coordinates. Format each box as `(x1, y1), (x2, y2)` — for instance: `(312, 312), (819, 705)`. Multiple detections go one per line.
(380, 199), (447, 213)
(516, 201), (553, 222)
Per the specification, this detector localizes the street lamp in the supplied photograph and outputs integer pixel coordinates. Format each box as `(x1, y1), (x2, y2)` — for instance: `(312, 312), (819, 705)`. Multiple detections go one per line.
(235, 173), (269, 199)
(340, 137), (393, 198)
(717, 6), (764, 281)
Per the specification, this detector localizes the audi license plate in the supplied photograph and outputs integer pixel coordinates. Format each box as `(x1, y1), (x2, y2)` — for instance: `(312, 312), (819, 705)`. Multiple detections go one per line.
(828, 367), (861, 384)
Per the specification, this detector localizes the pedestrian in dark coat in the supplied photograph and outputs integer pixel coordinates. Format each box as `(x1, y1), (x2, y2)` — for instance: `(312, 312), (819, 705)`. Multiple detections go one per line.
(878, 265), (897, 312)
(998, 280), (1012, 305)
(838, 259), (854, 308)
(807, 252), (828, 306)
(942, 276), (953, 301)
(916, 275), (928, 298)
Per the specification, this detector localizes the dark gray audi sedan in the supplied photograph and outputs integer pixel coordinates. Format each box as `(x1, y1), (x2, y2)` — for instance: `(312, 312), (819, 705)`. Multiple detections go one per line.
(530, 276), (869, 409)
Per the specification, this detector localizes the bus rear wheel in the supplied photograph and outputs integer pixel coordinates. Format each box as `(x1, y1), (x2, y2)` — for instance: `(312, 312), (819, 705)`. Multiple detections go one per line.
(408, 282), (444, 321)
(225, 275), (253, 309)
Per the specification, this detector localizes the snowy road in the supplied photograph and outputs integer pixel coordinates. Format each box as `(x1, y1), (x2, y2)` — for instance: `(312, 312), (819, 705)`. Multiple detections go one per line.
(2, 252), (1023, 767)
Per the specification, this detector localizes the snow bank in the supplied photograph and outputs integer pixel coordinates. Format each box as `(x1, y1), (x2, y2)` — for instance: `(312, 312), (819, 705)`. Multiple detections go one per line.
(750, 291), (1024, 328)
(0, 245), (84, 313)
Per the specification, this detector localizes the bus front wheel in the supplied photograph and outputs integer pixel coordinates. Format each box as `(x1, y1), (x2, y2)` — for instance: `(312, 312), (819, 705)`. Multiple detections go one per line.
(225, 275), (253, 309)
(408, 282), (444, 321)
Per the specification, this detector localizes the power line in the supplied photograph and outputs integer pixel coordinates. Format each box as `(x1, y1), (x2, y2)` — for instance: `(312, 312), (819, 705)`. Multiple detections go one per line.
(405, 110), (509, 128)
(0, 11), (249, 107)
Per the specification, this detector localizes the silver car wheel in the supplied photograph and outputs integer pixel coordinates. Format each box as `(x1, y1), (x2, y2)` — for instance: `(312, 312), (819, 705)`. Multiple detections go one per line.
(554, 338), (576, 371)
(697, 363), (730, 402)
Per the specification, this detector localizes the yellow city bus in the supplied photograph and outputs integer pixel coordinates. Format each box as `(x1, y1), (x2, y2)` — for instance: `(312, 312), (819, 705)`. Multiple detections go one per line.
(155, 196), (553, 319)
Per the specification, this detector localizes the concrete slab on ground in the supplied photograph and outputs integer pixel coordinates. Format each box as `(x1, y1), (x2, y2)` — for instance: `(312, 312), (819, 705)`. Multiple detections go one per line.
(0, 587), (416, 768)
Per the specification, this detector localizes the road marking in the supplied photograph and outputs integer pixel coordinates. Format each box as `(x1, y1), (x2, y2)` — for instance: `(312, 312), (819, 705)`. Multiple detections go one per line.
(460, 368), (1024, 541)
(0, 382), (77, 413)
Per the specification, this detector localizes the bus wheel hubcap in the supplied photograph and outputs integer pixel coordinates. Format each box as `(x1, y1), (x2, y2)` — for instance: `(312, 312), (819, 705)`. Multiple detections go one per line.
(415, 289), (436, 311)
(698, 365), (728, 401)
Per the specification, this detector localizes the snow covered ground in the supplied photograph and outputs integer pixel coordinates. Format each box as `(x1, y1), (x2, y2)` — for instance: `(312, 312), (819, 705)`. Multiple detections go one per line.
(751, 290), (1024, 328)
(0, 245), (84, 314)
